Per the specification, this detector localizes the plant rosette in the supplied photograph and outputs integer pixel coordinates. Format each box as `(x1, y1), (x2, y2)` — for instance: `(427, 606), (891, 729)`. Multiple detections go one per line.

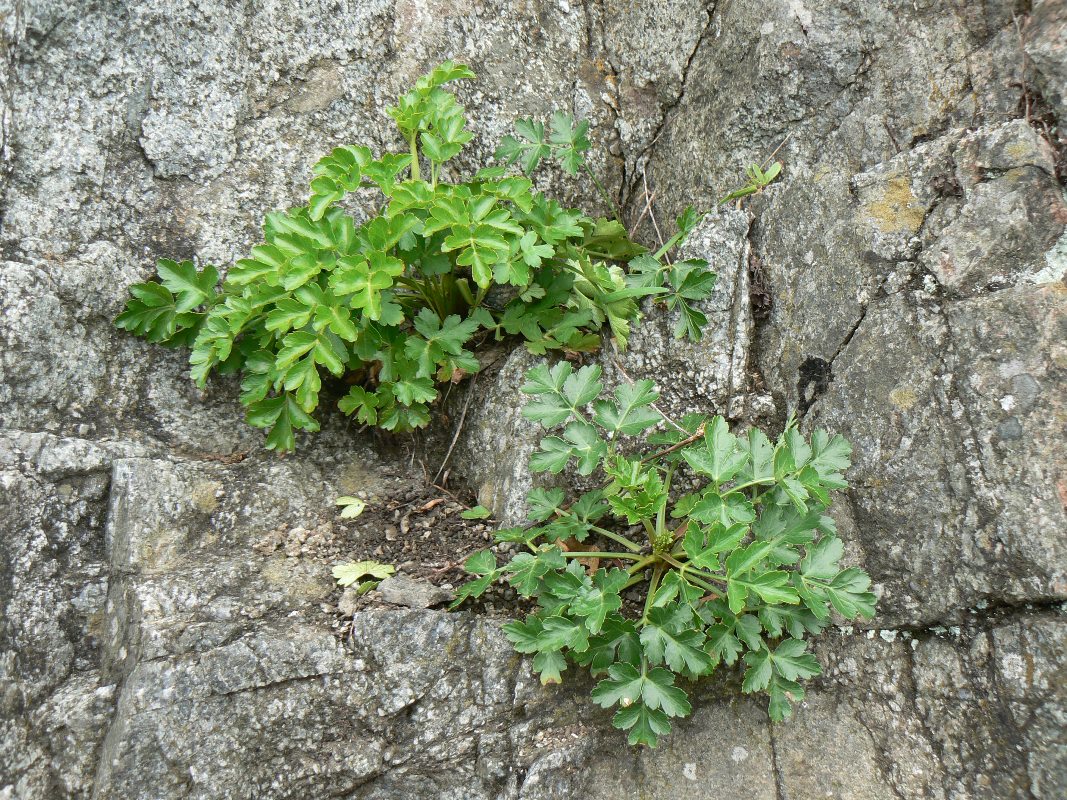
(115, 61), (780, 450)
(453, 361), (876, 747)
(116, 61), (781, 451)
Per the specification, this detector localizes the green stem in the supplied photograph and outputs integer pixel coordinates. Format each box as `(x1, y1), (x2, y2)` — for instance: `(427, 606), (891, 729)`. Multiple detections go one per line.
(748, 470), (802, 506)
(589, 524), (643, 553)
(648, 182), (765, 261)
(717, 185), (758, 205)
(583, 249), (632, 261)
(543, 257), (586, 277)
(562, 404), (593, 428)
(561, 551), (644, 561)
(727, 477), (776, 495)
(660, 554), (727, 586)
(581, 162), (625, 226)
(652, 230), (686, 261)
(677, 572), (721, 595)
(627, 555), (658, 576)
(622, 572), (648, 590)
(394, 276), (445, 319)
(640, 426), (705, 465)
(641, 519), (656, 541)
(653, 467), (672, 551)
(663, 462), (675, 496)
(408, 134), (421, 181)
(642, 565), (665, 622)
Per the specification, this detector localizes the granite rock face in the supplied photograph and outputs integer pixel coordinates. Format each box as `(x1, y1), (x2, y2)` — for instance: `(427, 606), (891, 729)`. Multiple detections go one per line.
(633, 0), (1067, 630)
(1, 1), (1065, 799)
(1025, 0), (1067, 122)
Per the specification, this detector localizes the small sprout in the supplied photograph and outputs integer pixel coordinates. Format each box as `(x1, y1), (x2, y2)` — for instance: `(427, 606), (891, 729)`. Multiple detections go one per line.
(355, 580), (382, 596)
(333, 560), (395, 588)
(336, 496), (367, 519)
(719, 160), (784, 204)
(460, 505), (492, 520)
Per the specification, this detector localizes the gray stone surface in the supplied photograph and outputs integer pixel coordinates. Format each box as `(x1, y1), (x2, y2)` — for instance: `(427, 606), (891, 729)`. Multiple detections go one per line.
(377, 574), (454, 609)
(624, 0), (1067, 631)
(808, 283), (1067, 625)
(1, 0), (1065, 798)
(1025, 0), (1067, 122)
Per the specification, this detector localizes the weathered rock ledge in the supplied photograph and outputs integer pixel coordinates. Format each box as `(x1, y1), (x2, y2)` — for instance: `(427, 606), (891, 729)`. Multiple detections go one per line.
(3, 432), (1063, 798)
(2, 0), (1065, 797)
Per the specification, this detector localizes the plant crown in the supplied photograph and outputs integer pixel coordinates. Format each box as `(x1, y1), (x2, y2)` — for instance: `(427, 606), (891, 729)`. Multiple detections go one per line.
(114, 62), (764, 451)
(454, 362), (876, 747)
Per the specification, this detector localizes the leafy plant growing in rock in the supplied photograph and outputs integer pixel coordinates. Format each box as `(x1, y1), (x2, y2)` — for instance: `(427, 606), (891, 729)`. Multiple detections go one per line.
(453, 362), (876, 746)
(333, 560), (395, 596)
(114, 61), (752, 451)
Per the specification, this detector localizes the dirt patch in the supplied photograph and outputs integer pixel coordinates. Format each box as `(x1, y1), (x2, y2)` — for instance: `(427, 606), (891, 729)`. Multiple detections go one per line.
(252, 478), (531, 632)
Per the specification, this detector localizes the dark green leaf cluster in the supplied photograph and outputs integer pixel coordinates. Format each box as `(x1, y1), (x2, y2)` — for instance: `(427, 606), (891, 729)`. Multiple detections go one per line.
(116, 62), (718, 450)
(454, 362), (876, 747)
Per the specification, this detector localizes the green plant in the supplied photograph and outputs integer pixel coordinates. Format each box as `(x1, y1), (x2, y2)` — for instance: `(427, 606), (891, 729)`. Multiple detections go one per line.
(115, 61), (743, 451)
(336, 495), (367, 519)
(333, 560), (395, 595)
(453, 362), (876, 747)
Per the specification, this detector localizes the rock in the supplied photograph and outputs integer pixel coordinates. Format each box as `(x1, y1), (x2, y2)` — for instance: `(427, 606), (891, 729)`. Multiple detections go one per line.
(377, 574), (454, 609)
(83, 449), (1067, 799)
(608, 0), (1067, 630)
(338, 587), (363, 616)
(1025, 0), (1067, 121)
(2, 0), (1066, 797)
(451, 346), (547, 525)
(920, 122), (1067, 295)
(642, 0), (1028, 227)
(807, 283), (1067, 626)
(0, 431), (125, 799)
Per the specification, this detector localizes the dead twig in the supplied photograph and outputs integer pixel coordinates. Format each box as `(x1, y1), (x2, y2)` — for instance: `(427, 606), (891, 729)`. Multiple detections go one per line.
(431, 483), (473, 509)
(629, 183), (657, 239)
(433, 370), (480, 485)
(429, 560), (462, 577)
(759, 132), (792, 170)
(642, 171), (669, 263)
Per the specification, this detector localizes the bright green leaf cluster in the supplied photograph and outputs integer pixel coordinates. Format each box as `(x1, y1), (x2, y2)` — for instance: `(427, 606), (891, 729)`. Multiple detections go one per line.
(116, 62), (733, 450)
(496, 111), (591, 176)
(332, 560), (395, 596)
(453, 362), (875, 747)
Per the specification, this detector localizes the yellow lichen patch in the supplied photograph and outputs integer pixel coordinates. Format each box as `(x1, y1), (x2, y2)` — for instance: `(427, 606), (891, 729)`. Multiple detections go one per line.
(928, 81), (945, 106)
(863, 175), (926, 233)
(889, 386), (918, 411)
(1050, 345), (1067, 371)
(190, 479), (222, 513)
(138, 527), (193, 573)
(1006, 140), (1038, 162)
(1049, 281), (1067, 296)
